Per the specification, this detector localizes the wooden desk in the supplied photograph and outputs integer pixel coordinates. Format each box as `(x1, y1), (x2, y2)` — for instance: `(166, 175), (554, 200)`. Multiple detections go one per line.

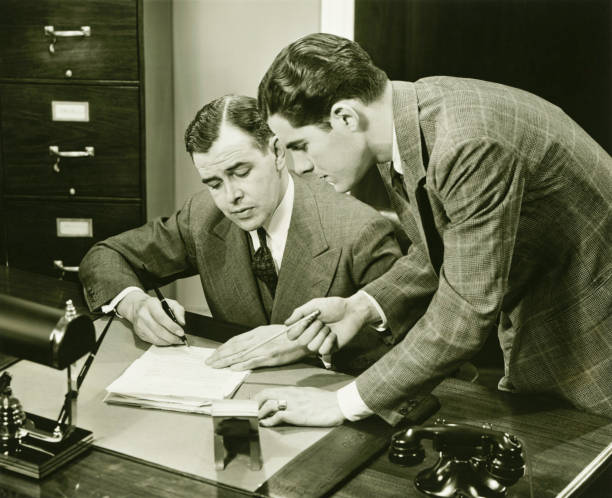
(1, 268), (611, 497)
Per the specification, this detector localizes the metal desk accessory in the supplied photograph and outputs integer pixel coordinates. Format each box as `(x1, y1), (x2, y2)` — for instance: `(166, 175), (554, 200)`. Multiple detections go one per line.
(0, 294), (96, 478)
(212, 399), (262, 471)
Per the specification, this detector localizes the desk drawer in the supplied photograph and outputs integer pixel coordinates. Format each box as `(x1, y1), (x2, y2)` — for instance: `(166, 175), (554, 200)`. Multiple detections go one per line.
(0, 0), (138, 81)
(4, 199), (142, 277)
(1, 84), (140, 198)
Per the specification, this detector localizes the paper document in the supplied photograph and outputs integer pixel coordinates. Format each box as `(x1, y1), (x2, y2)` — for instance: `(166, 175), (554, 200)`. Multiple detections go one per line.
(104, 346), (250, 414)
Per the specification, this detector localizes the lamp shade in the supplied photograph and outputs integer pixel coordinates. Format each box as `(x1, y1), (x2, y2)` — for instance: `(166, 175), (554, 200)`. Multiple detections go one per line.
(0, 294), (95, 369)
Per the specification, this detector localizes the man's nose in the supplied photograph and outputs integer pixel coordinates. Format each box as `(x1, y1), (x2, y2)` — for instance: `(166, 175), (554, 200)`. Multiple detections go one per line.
(225, 181), (243, 203)
(292, 153), (315, 175)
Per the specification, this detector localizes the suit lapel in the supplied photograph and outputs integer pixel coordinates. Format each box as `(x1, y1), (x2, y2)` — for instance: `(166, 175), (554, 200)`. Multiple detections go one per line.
(271, 176), (341, 323)
(200, 217), (268, 326)
(392, 81), (444, 274)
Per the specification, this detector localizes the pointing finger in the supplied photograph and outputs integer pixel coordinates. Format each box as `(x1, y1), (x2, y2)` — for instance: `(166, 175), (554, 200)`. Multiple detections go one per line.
(284, 300), (321, 326)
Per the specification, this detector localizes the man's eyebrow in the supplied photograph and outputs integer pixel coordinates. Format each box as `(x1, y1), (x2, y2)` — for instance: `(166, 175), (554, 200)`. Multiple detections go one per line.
(200, 174), (219, 184)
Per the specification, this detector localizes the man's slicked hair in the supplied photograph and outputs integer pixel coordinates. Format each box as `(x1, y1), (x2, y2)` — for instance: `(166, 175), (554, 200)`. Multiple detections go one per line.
(184, 95), (274, 155)
(258, 33), (388, 128)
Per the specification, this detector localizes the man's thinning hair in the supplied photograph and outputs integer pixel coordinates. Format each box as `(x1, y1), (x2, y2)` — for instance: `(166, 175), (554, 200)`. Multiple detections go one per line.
(258, 33), (388, 128)
(184, 95), (274, 155)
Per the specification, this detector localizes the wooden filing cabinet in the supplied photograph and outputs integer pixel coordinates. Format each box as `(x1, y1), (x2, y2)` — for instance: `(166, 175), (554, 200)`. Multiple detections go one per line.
(0, 0), (173, 278)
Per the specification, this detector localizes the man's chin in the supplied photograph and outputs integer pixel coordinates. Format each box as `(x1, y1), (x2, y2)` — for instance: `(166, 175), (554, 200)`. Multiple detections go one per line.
(235, 221), (259, 232)
(230, 216), (262, 232)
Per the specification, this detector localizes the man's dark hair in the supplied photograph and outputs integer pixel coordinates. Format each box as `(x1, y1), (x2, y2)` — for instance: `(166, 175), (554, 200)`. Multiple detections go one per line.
(258, 33), (388, 128)
(184, 95), (274, 155)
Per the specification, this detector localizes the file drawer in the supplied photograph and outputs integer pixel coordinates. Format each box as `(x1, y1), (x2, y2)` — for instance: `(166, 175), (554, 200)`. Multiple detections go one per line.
(1, 83), (140, 198)
(0, 0), (173, 275)
(4, 199), (142, 277)
(0, 0), (138, 81)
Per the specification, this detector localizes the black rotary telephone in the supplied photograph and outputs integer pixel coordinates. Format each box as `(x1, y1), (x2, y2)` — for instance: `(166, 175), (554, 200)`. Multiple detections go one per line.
(389, 420), (526, 497)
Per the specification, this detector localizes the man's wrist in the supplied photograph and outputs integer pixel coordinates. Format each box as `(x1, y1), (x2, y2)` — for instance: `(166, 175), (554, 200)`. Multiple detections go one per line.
(346, 291), (381, 328)
(116, 289), (148, 322)
(356, 290), (388, 330)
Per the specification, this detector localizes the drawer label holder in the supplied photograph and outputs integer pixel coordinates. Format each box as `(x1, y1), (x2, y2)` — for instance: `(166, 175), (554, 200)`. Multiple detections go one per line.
(56, 218), (93, 238)
(51, 101), (90, 122)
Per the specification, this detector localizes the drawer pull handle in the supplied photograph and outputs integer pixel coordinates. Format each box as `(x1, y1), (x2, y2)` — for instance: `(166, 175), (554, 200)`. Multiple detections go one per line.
(53, 260), (80, 273)
(49, 145), (95, 173)
(44, 25), (91, 54)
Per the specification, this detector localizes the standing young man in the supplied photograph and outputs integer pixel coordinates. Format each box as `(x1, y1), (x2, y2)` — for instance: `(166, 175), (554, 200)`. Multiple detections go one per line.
(253, 33), (612, 426)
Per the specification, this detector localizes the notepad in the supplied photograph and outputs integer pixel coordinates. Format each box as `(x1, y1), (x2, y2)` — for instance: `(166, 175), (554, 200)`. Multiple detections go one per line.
(104, 346), (250, 415)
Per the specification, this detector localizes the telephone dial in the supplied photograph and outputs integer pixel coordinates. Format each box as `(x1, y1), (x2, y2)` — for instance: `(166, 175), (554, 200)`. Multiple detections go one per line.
(389, 420), (526, 497)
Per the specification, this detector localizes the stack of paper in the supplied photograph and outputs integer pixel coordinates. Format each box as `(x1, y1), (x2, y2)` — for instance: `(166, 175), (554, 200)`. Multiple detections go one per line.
(104, 346), (250, 414)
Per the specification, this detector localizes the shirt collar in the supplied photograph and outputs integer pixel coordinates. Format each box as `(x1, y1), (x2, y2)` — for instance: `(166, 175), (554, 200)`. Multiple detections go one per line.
(248, 174), (294, 267)
(392, 123), (403, 175)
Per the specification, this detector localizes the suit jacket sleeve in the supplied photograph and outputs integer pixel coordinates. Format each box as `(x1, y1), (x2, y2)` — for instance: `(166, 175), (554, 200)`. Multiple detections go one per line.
(79, 196), (198, 311)
(361, 139), (526, 425)
(350, 215), (405, 289)
(363, 239), (439, 343)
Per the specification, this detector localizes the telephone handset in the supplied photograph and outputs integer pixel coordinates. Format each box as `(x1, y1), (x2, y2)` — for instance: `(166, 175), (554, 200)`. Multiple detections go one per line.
(389, 420), (526, 497)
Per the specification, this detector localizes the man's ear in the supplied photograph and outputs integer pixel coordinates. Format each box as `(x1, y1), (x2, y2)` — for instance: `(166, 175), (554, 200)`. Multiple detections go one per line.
(269, 136), (286, 171)
(329, 100), (361, 132)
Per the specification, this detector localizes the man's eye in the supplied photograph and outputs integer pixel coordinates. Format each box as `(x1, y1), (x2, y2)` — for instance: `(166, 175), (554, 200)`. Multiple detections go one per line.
(233, 167), (251, 177)
(292, 143), (307, 152)
(206, 181), (221, 190)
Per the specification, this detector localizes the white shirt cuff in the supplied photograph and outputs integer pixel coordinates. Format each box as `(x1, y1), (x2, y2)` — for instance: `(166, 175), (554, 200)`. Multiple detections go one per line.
(357, 290), (388, 331)
(101, 286), (145, 314)
(336, 381), (375, 422)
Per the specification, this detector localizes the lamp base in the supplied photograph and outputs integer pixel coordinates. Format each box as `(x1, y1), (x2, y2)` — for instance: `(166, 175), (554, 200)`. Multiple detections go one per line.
(0, 412), (93, 479)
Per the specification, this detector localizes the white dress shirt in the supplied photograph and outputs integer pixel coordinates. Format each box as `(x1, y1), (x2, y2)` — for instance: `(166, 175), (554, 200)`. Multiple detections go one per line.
(335, 125), (403, 421)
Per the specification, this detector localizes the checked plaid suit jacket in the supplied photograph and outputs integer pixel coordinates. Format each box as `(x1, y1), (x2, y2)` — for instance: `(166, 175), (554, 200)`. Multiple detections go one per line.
(361, 78), (612, 424)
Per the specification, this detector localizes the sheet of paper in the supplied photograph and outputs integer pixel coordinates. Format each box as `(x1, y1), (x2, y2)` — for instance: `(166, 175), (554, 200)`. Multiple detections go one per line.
(106, 346), (250, 403)
(104, 393), (213, 414)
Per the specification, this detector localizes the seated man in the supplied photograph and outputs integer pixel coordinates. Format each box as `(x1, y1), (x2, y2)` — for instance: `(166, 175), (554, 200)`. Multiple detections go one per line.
(79, 95), (402, 372)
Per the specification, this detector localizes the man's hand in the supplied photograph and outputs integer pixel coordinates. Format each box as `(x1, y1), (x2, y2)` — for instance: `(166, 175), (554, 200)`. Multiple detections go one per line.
(117, 289), (186, 346)
(283, 293), (379, 355)
(255, 387), (345, 427)
(206, 324), (310, 370)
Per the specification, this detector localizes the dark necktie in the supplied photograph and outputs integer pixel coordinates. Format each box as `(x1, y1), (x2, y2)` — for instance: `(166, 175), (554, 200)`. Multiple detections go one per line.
(390, 162), (409, 201)
(252, 227), (278, 297)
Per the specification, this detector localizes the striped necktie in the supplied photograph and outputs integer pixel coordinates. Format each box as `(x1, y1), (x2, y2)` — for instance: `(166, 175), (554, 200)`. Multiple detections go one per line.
(251, 227), (278, 297)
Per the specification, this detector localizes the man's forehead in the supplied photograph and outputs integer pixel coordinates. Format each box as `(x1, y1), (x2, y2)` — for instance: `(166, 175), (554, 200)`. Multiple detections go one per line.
(213, 123), (260, 154)
(194, 126), (260, 170)
(268, 114), (298, 135)
(268, 114), (310, 144)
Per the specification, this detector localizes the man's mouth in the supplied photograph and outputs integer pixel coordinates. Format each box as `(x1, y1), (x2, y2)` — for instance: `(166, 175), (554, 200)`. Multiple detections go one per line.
(231, 207), (254, 218)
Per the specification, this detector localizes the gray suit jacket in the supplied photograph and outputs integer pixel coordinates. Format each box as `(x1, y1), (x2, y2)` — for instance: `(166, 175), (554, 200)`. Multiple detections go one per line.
(80, 174), (402, 372)
(362, 78), (612, 424)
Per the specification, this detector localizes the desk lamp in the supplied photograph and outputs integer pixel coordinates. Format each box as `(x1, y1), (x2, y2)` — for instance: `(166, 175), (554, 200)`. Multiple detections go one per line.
(0, 293), (96, 478)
